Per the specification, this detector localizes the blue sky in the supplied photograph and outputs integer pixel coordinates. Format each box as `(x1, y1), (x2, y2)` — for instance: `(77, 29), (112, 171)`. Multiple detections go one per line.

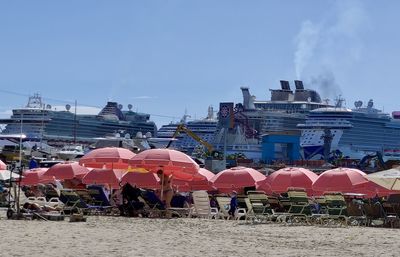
(0, 0), (400, 128)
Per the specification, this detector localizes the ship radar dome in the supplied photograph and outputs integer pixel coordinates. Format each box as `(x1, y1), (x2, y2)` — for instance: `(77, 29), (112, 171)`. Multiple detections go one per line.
(118, 104), (123, 110)
(145, 132), (152, 138)
(65, 104), (71, 111)
(368, 99), (374, 108)
(47, 104), (52, 110)
(128, 104), (133, 111)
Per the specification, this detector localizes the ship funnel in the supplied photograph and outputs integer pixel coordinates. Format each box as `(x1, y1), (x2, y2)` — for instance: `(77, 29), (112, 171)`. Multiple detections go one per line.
(240, 87), (255, 110)
(279, 80), (291, 91)
(294, 80), (304, 90)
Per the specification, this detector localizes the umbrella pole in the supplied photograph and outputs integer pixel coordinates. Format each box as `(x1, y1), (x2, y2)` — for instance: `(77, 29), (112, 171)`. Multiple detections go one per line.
(161, 175), (164, 202)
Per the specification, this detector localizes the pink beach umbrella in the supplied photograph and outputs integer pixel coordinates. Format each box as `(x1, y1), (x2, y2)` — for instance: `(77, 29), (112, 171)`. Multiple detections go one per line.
(173, 168), (217, 192)
(44, 161), (89, 180)
(312, 168), (368, 195)
(210, 166), (266, 194)
(129, 148), (200, 180)
(82, 168), (124, 189)
(260, 167), (318, 196)
(121, 171), (160, 190)
(0, 160), (6, 170)
(20, 168), (55, 186)
(79, 147), (136, 169)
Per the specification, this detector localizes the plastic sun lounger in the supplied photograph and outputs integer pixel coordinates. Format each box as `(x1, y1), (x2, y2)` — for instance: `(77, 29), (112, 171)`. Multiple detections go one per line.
(192, 191), (218, 219)
(284, 189), (314, 225)
(245, 191), (272, 223)
(59, 189), (89, 215)
(345, 200), (367, 226)
(216, 196), (232, 220)
(215, 196), (246, 220)
(320, 193), (348, 226)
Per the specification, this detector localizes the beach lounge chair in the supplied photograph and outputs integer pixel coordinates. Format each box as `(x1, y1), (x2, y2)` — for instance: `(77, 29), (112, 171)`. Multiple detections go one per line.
(363, 201), (387, 227)
(285, 189), (313, 225)
(345, 199), (367, 226)
(246, 191), (272, 223)
(44, 185), (60, 201)
(321, 192), (348, 226)
(382, 194), (400, 228)
(192, 190), (218, 219)
(59, 189), (88, 215)
(87, 185), (112, 207)
(216, 196), (232, 219)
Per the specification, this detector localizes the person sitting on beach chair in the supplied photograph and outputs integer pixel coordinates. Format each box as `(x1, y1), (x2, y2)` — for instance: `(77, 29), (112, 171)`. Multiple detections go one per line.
(121, 183), (145, 217)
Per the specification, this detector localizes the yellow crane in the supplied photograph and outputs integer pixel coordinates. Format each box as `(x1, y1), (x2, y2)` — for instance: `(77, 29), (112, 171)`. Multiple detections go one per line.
(166, 124), (222, 159)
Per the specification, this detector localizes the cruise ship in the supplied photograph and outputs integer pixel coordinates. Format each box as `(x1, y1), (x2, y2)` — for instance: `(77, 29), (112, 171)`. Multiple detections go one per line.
(298, 99), (400, 161)
(0, 94), (157, 144)
(213, 80), (331, 160)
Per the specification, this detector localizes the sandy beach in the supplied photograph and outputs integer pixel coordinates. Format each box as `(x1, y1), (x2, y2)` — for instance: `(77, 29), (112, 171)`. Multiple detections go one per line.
(0, 216), (399, 257)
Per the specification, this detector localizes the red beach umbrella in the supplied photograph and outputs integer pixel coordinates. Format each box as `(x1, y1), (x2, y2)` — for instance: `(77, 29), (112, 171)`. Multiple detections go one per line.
(20, 168), (55, 186)
(261, 167), (318, 196)
(353, 180), (398, 198)
(79, 147), (136, 169)
(129, 148), (200, 180)
(173, 168), (216, 192)
(210, 166), (266, 194)
(82, 168), (124, 189)
(44, 161), (90, 180)
(0, 160), (6, 170)
(312, 168), (368, 195)
(121, 171), (160, 189)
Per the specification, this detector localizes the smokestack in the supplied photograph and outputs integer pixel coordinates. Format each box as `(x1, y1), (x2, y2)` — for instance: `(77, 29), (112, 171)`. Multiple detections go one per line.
(279, 80), (291, 91)
(240, 87), (255, 110)
(294, 80), (304, 90)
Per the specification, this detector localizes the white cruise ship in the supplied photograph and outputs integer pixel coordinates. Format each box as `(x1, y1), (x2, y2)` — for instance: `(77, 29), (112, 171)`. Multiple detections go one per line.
(298, 99), (400, 161)
(213, 80), (331, 161)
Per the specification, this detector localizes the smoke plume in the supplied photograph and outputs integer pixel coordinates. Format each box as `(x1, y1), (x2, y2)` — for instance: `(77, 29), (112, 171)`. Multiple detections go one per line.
(293, 0), (369, 97)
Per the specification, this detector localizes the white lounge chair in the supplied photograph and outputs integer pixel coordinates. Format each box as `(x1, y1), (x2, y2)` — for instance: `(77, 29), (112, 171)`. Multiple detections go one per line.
(192, 191), (218, 219)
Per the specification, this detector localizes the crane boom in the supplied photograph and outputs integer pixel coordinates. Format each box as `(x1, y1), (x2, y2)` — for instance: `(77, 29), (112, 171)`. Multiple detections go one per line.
(166, 124), (214, 152)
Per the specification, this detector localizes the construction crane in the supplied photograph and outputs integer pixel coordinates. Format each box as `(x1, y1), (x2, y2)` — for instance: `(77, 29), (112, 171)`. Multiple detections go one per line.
(166, 124), (222, 159)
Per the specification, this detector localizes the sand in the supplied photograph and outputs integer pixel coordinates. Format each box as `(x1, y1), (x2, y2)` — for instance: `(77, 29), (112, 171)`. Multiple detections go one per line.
(0, 216), (399, 257)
